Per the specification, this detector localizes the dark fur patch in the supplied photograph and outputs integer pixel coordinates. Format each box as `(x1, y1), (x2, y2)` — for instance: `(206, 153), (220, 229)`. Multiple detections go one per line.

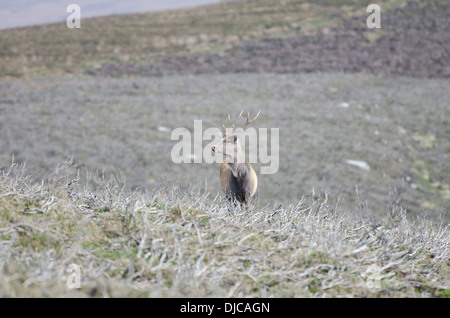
(228, 163), (252, 203)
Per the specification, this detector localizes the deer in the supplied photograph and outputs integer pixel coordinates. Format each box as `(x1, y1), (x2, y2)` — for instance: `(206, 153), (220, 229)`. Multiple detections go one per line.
(211, 110), (260, 211)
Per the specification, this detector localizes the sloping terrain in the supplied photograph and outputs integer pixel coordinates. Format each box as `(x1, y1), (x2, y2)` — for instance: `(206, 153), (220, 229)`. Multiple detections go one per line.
(0, 0), (424, 79)
(86, 0), (450, 78)
(0, 73), (448, 219)
(0, 0), (448, 218)
(0, 162), (448, 297)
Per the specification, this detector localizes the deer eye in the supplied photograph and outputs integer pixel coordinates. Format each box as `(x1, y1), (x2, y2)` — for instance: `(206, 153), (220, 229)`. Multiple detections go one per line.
(233, 135), (238, 143)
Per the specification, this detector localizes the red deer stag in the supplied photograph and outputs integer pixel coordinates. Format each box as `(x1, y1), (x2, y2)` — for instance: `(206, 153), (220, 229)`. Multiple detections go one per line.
(211, 110), (260, 211)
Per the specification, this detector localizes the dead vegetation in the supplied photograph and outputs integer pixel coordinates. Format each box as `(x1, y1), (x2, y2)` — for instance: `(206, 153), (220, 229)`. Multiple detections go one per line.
(1, 160), (448, 297)
(0, 0), (369, 78)
(5, 0), (447, 79)
(86, 0), (450, 79)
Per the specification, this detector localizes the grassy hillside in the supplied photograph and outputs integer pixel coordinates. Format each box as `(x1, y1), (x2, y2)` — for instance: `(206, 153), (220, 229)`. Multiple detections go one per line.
(0, 0), (395, 78)
(0, 161), (448, 297)
(1, 0), (448, 79)
(87, 0), (450, 78)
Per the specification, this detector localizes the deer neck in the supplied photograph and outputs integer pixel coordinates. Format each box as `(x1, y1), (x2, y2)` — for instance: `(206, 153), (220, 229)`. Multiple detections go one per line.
(226, 145), (248, 177)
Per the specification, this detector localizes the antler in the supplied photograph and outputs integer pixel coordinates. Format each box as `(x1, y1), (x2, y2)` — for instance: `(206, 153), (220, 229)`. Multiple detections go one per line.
(228, 110), (244, 128)
(242, 109), (261, 130)
(223, 110), (244, 131)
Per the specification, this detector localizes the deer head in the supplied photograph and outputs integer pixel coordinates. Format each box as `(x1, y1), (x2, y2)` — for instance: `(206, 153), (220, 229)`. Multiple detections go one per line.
(211, 110), (260, 163)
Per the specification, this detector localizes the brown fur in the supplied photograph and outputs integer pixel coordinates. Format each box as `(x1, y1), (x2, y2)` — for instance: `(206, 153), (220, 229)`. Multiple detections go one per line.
(220, 160), (258, 208)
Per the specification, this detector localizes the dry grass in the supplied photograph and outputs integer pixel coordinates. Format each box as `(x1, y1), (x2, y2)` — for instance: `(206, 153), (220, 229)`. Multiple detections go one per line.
(0, 160), (448, 297)
(0, 0), (380, 78)
(1, 72), (448, 219)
